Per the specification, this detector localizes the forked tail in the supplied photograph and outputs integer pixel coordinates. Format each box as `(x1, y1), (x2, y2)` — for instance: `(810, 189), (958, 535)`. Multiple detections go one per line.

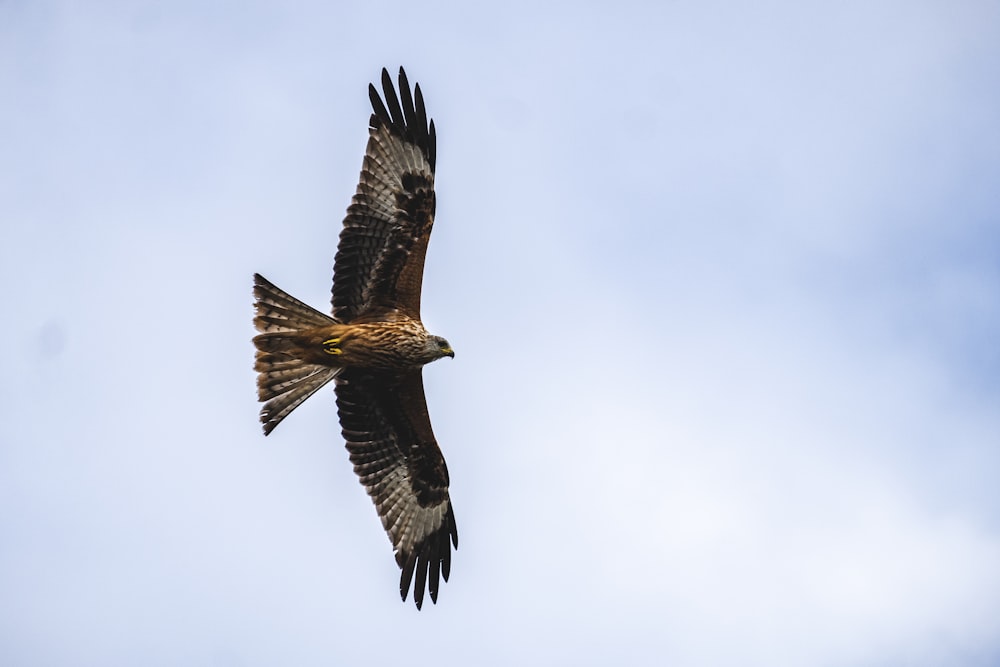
(252, 273), (340, 435)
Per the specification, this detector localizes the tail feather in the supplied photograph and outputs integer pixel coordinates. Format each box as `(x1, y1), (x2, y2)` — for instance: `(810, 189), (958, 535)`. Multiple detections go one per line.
(252, 273), (340, 435)
(259, 364), (339, 435)
(253, 273), (337, 333)
(257, 362), (335, 401)
(253, 333), (304, 356)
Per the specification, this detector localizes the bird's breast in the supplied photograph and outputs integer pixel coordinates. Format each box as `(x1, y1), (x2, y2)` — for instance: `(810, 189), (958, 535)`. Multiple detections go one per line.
(334, 321), (429, 370)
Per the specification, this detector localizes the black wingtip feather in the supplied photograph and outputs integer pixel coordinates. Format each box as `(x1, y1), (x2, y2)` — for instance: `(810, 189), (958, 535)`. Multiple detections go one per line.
(428, 550), (441, 604)
(399, 550), (417, 603)
(413, 545), (429, 610)
(398, 69), (418, 136)
(367, 66), (436, 172)
(413, 83), (429, 150)
(368, 84), (388, 130)
(450, 505), (458, 549)
(428, 119), (437, 171)
(380, 68), (404, 128)
(396, 503), (458, 609)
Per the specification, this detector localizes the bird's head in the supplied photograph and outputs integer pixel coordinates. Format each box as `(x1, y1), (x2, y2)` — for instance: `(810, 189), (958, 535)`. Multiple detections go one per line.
(429, 335), (455, 361)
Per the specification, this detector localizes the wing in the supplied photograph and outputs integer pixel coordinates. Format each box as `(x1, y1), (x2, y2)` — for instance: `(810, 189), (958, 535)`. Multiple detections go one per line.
(332, 67), (437, 323)
(334, 369), (457, 609)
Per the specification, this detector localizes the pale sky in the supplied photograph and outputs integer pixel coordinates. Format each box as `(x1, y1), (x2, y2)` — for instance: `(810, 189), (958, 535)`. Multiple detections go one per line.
(2, 2), (999, 666)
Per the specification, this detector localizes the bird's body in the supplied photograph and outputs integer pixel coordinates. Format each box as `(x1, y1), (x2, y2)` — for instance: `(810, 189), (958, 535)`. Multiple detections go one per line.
(251, 68), (457, 609)
(255, 316), (450, 371)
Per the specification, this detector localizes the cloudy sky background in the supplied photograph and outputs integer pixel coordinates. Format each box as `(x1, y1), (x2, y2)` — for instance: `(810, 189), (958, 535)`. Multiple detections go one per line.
(3, 1), (999, 665)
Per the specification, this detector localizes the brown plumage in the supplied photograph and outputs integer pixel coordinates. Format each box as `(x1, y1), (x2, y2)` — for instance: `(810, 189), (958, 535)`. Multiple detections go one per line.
(251, 67), (457, 610)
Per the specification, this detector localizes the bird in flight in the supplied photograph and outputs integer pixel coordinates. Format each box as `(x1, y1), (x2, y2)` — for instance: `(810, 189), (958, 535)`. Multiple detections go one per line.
(252, 67), (457, 609)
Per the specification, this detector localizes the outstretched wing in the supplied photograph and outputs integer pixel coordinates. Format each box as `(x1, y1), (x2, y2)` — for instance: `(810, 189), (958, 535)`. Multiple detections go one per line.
(334, 369), (458, 609)
(332, 67), (437, 323)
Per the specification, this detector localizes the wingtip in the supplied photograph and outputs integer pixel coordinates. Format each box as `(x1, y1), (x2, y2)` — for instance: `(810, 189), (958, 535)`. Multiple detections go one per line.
(366, 65), (435, 172)
(400, 579), (428, 610)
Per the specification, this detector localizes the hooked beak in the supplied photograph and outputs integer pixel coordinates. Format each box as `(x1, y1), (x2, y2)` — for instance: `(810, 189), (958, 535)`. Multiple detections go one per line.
(441, 347), (455, 359)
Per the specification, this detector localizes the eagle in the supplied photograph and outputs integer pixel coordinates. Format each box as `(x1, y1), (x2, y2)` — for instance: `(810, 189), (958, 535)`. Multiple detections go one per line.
(251, 67), (457, 610)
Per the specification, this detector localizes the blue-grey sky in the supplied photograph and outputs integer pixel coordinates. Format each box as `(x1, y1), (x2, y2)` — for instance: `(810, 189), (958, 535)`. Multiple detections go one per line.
(3, 2), (999, 665)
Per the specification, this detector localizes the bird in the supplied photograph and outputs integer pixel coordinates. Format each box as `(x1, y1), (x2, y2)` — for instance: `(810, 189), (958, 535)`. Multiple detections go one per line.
(251, 67), (457, 610)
